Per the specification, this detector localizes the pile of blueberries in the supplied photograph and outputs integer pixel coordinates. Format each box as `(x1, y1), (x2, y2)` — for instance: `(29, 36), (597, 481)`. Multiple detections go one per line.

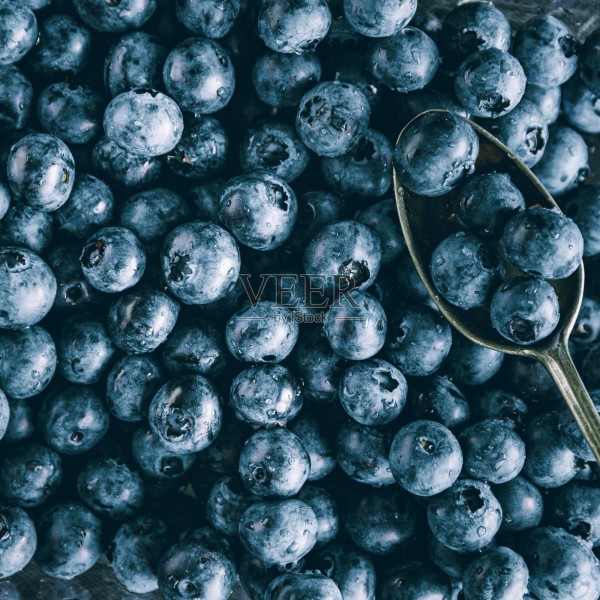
(1, 0), (600, 599)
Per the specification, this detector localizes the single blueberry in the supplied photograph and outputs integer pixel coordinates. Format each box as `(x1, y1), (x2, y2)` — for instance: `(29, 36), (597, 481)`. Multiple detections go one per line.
(0, 3), (37, 65)
(2, 396), (34, 445)
(378, 561), (451, 600)
(470, 388), (529, 430)
(72, 0), (156, 33)
(524, 83), (562, 124)
(581, 28), (600, 95)
(343, 0), (416, 38)
(0, 181), (9, 220)
(564, 185), (600, 257)
(0, 198), (54, 253)
(443, 333), (504, 386)
(0, 506), (36, 578)
(561, 75), (600, 134)
(176, 0), (240, 38)
(0, 66), (33, 131)
(571, 296), (600, 348)
(551, 480), (600, 547)
(206, 475), (254, 538)
(492, 475), (544, 532)
(265, 573), (342, 600)
(297, 485), (338, 546)
(0, 389), (7, 441)
(289, 411), (336, 481)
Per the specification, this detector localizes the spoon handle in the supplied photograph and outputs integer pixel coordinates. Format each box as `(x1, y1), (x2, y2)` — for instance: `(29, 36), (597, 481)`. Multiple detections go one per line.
(539, 341), (600, 463)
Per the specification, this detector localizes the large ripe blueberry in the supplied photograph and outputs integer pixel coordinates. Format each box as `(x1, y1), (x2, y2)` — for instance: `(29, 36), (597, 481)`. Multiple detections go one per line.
(0, 506), (36, 578)
(265, 573), (342, 600)
(343, 0), (416, 38)
(176, 0), (240, 39)
(2, 396), (34, 445)
(0, 66), (32, 131)
(0, 200), (52, 254)
(394, 111), (479, 197)
(470, 388), (528, 430)
(443, 333), (504, 386)
(378, 561), (451, 600)
(524, 83), (562, 124)
(561, 75), (600, 135)
(551, 480), (600, 547)
(0, 3), (37, 65)
(410, 375), (470, 430)
(493, 475), (544, 532)
(72, 0), (156, 33)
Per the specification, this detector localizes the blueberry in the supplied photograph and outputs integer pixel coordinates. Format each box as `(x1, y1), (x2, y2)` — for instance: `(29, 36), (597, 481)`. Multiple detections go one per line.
(35, 501), (102, 579)
(219, 169), (298, 251)
(561, 75), (600, 134)
(0, 3), (37, 65)
(167, 114), (228, 180)
(186, 180), (225, 224)
(571, 296), (600, 347)
(393, 111), (479, 197)
(0, 442), (62, 507)
(580, 28), (600, 95)
(206, 475), (253, 537)
(265, 573), (342, 600)
(471, 388), (528, 430)
(107, 286), (179, 354)
(335, 422), (395, 486)
(378, 561), (451, 600)
(490, 277), (560, 345)
(389, 419), (463, 496)
(148, 374), (222, 454)
(289, 411), (336, 481)
(176, 0), (239, 38)
(454, 49), (526, 118)
(161, 221), (240, 304)
(258, 0), (331, 54)
(226, 302), (299, 363)
(369, 27), (439, 93)
(0, 199), (53, 254)
(0, 66), (32, 131)
(322, 129), (392, 199)
(512, 15), (580, 88)
(92, 136), (163, 189)
(2, 396), (34, 445)
(462, 546), (529, 600)
(564, 185), (600, 257)
(558, 390), (600, 461)
(110, 514), (171, 594)
(163, 37), (235, 114)
(503, 354), (562, 403)
(440, 1), (511, 62)
(39, 385), (110, 455)
(296, 81), (370, 157)
(523, 412), (579, 488)
(338, 358), (407, 426)
(0, 582), (20, 600)
(72, 0), (156, 33)
(0, 247), (56, 330)
(0, 181), (9, 220)
(492, 475), (544, 532)
(324, 291), (387, 360)
(342, 487), (417, 555)
(453, 172), (525, 240)
(427, 478), (502, 553)
(551, 480), (600, 547)
(443, 333), (504, 386)
(0, 389), (7, 441)
(384, 303), (453, 377)
(521, 527), (600, 600)
(239, 426), (309, 497)
(77, 457), (145, 520)
(253, 51), (322, 108)
(230, 364), (302, 426)
(239, 498), (318, 564)
(0, 506), (36, 578)
(296, 485), (338, 546)
(26, 14), (92, 77)
(524, 84), (561, 124)
(343, 0), (416, 38)
(7, 133), (74, 212)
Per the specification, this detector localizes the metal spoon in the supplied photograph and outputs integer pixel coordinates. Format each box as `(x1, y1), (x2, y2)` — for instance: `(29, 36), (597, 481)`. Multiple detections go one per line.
(393, 108), (600, 462)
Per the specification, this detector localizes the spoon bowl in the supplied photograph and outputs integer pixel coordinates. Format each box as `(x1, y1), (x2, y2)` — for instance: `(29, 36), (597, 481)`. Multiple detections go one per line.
(394, 108), (600, 462)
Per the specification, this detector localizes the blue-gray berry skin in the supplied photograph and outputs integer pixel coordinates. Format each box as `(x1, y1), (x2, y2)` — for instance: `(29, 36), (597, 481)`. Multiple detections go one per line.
(207, 476), (254, 537)
(454, 48), (526, 118)
(561, 75), (600, 134)
(0, 325), (56, 399)
(583, 343), (600, 389)
(394, 111), (479, 197)
(176, 0), (240, 38)
(26, 14), (92, 77)
(92, 136), (163, 189)
(581, 28), (600, 95)
(148, 374), (222, 454)
(161, 221), (240, 305)
(219, 169), (298, 251)
(551, 480), (600, 547)
(110, 515), (171, 594)
(559, 390), (600, 461)
(336, 422), (395, 486)
(296, 81), (370, 157)
(427, 478), (502, 553)
(0, 506), (36, 578)
(297, 484), (338, 546)
(344, 0), (416, 38)
(240, 498), (318, 565)
(0, 442), (62, 508)
(431, 231), (502, 309)
(565, 186), (600, 258)
(3, 396), (33, 445)
(0, 389), (7, 441)
(0, 65), (32, 131)
(0, 3), (37, 65)
(443, 334), (504, 386)
(104, 89), (183, 157)
(0, 181), (9, 220)
(384, 303), (453, 377)
(369, 27), (439, 93)
(253, 51), (322, 108)
(533, 124), (589, 196)
(239, 427), (310, 497)
(289, 412), (336, 481)
(80, 226), (146, 294)
(0, 581), (21, 599)
(39, 385), (110, 455)
(258, 0), (331, 54)
(379, 561), (451, 600)
(411, 375), (471, 430)
(462, 546), (529, 600)
(490, 277), (560, 346)
(0, 199), (52, 254)
(104, 32), (168, 97)
(266, 573), (342, 600)
(35, 501), (102, 580)
(493, 475), (544, 533)
(390, 419), (463, 496)
(37, 82), (103, 146)
(501, 207), (583, 280)
(471, 388), (528, 430)
(163, 37), (235, 114)
(513, 15), (579, 88)
(167, 115), (228, 180)
(73, 0), (156, 33)
(522, 527), (600, 600)
(524, 83), (561, 124)
(0, 247), (56, 330)
(7, 133), (74, 212)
